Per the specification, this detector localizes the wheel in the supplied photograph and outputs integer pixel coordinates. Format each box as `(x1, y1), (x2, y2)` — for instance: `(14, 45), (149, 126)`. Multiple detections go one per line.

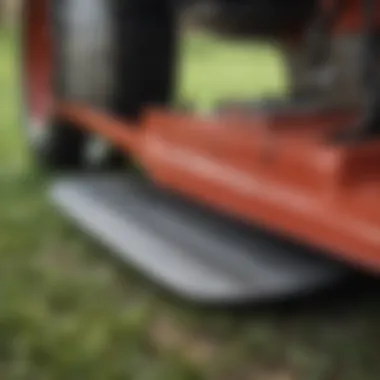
(20, 0), (176, 171)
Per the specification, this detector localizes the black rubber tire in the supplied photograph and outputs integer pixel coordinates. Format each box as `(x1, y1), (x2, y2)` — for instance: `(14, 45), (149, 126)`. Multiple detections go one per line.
(21, 0), (176, 170)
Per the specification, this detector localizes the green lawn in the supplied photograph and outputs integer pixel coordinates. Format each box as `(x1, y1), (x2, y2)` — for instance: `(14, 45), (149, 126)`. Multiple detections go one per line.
(178, 33), (285, 110)
(1, 29), (380, 380)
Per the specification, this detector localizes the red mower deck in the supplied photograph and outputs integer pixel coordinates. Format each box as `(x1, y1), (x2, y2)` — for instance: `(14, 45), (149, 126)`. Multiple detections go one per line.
(24, 0), (380, 303)
(57, 103), (380, 274)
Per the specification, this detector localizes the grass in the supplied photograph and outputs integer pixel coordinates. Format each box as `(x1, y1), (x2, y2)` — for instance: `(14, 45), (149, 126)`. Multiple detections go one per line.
(1, 29), (380, 380)
(178, 33), (286, 110)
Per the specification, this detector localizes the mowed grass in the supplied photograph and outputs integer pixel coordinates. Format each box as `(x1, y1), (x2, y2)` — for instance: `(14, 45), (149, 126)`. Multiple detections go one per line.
(178, 33), (286, 110)
(1, 29), (380, 380)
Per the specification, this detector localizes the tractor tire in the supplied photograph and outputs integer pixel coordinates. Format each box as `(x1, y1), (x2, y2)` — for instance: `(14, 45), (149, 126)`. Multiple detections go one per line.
(21, 0), (176, 171)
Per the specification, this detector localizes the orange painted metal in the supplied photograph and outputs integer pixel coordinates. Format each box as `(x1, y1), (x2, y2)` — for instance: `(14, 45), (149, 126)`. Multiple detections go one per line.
(57, 104), (138, 150)
(57, 102), (380, 273)
(24, 0), (52, 122)
(25, 0), (380, 273)
(324, 0), (380, 33)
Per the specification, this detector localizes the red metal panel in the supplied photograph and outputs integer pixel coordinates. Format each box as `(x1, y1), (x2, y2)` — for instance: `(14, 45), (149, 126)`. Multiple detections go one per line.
(324, 0), (380, 33)
(57, 103), (380, 272)
(24, 0), (52, 123)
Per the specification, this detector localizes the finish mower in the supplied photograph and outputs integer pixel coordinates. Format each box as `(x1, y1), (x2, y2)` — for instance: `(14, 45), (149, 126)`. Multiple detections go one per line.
(21, 0), (380, 303)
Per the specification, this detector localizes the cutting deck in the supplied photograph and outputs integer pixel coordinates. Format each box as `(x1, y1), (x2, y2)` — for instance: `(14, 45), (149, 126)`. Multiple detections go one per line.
(22, 0), (380, 304)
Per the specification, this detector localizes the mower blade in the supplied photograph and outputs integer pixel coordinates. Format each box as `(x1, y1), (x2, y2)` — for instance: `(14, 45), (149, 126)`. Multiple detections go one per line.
(50, 174), (347, 304)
